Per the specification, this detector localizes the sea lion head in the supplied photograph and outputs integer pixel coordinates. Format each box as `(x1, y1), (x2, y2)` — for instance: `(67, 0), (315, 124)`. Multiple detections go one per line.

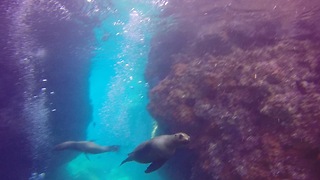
(173, 132), (190, 146)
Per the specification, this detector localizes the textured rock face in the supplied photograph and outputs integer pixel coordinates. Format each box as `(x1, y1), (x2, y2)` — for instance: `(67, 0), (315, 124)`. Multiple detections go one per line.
(147, 0), (320, 179)
(1, 1), (95, 178)
(0, 1), (32, 179)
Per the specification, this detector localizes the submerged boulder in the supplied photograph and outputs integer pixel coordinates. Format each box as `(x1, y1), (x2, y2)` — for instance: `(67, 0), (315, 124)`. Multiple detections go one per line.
(147, 0), (320, 179)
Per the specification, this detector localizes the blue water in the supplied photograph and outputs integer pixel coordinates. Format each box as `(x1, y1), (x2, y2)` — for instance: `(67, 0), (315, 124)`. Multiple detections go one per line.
(3, 0), (168, 179)
(64, 1), (163, 179)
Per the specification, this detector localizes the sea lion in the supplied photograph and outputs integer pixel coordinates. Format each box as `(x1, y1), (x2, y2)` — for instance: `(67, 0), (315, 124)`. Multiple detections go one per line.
(53, 141), (119, 154)
(120, 132), (190, 173)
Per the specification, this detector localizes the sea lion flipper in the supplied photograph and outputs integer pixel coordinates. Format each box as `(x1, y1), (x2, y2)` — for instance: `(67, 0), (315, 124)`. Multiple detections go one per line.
(145, 159), (167, 173)
(120, 156), (132, 166)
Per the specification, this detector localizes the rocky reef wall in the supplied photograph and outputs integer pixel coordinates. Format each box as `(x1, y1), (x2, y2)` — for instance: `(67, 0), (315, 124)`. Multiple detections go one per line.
(147, 0), (320, 179)
(0, 1), (33, 179)
(0, 0), (96, 178)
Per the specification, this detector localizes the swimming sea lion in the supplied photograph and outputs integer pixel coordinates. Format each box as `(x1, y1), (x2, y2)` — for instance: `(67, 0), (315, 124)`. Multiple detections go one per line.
(53, 141), (119, 154)
(120, 132), (190, 173)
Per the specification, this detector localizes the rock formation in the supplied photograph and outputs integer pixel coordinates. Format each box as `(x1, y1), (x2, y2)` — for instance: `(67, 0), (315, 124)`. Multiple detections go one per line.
(147, 0), (320, 179)
(1, 1), (96, 178)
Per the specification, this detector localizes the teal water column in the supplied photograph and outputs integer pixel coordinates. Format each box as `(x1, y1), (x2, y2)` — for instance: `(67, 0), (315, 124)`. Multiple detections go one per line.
(66, 1), (163, 179)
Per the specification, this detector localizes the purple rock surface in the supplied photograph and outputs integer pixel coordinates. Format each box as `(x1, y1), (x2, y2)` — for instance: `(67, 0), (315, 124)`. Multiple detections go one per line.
(147, 0), (320, 179)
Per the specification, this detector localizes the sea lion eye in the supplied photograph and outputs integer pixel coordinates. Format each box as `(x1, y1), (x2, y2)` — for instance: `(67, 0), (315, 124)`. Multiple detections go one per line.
(179, 134), (183, 139)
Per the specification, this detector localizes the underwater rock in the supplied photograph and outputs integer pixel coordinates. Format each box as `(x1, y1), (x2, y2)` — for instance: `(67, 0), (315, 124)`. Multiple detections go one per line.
(145, 29), (195, 87)
(1, 0), (95, 178)
(194, 34), (232, 56)
(226, 20), (280, 49)
(0, 1), (33, 179)
(147, 0), (320, 179)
